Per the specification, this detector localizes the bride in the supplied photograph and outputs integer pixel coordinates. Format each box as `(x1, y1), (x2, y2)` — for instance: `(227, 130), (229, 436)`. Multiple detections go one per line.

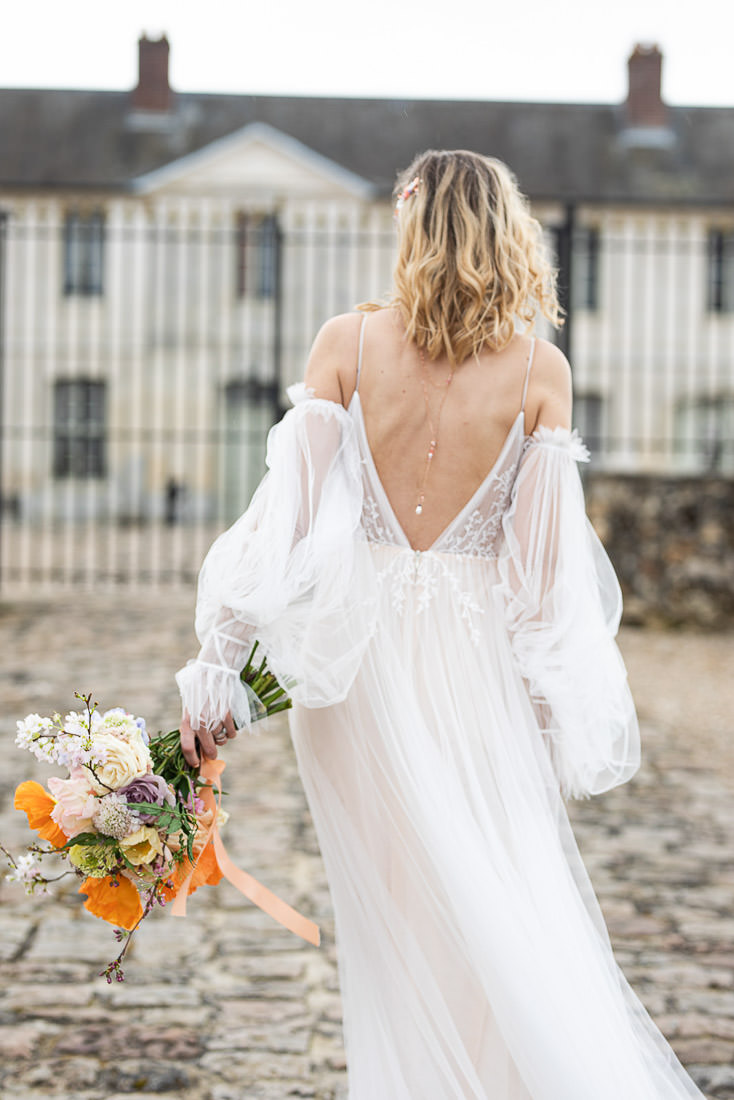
(176, 149), (708, 1098)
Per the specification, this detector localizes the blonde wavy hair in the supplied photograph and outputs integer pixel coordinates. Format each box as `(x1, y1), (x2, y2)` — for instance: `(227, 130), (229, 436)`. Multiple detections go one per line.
(359, 149), (563, 365)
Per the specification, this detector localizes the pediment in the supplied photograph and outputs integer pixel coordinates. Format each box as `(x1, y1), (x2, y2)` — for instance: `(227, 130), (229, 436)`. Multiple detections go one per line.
(133, 121), (374, 201)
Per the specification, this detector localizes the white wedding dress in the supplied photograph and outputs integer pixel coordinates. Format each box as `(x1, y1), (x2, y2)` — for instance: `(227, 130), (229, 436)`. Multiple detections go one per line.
(177, 323), (708, 1099)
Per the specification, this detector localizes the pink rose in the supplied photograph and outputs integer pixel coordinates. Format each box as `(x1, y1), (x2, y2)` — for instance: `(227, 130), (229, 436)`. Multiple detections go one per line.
(48, 768), (98, 837)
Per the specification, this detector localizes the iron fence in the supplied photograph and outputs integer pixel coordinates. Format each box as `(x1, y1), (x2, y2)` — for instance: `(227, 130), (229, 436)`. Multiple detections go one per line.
(0, 208), (733, 587)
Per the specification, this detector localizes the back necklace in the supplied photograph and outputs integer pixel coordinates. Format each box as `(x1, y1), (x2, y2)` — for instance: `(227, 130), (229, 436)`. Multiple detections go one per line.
(415, 346), (455, 516)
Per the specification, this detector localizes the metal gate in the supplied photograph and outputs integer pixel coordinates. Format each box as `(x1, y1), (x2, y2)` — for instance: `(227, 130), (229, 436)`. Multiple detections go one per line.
(1, 207), (733, 588)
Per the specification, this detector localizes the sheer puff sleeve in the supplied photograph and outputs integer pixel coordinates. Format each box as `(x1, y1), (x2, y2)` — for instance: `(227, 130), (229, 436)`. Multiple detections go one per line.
(175, 388), (376, 733)
(497, 426), (641, 800)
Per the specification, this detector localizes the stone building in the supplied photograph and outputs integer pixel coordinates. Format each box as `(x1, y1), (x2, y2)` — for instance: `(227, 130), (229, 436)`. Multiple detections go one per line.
(0, 36), (732, 618)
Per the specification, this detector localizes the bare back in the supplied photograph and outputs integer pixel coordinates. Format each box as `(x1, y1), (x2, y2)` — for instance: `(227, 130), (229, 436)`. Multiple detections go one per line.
(348, 310), (538, 551)
(305, 307), (572, 554)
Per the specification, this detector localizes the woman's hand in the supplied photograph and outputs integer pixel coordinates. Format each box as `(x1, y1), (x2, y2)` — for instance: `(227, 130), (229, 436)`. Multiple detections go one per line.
(180, 711), (237, 768)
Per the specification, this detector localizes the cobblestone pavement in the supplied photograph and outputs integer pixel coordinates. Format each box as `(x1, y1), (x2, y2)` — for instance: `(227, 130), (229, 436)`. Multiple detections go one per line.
(0, 590), (732, 1100)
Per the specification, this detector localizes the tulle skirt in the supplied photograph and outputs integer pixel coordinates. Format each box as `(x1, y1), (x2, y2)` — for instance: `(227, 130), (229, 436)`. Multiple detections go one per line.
(288, 543), (707, 1100)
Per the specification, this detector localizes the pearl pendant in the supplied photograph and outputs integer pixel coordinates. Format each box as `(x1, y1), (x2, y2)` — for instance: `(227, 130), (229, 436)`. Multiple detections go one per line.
(415, 504), (423, 515)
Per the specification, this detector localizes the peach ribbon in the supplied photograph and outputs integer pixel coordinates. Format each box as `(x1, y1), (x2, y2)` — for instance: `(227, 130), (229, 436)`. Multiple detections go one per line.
(170, 757), (320, 947)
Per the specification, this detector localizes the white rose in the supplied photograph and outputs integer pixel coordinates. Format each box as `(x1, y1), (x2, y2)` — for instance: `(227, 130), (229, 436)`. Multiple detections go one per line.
(86, 732), (152, 794)
(192, 806), (228, 856)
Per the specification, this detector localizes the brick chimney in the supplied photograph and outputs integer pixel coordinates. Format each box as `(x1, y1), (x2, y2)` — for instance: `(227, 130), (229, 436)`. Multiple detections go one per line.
(626, 44), (666, 127)
(133, 34), (171, 112)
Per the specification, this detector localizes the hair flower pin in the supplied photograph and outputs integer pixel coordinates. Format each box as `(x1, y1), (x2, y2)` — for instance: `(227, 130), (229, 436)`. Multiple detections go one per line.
(395, 176), (421, 214)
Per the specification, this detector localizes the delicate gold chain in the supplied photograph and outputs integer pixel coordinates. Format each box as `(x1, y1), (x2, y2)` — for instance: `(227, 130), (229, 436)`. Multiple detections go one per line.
(415, 347), (454, 516)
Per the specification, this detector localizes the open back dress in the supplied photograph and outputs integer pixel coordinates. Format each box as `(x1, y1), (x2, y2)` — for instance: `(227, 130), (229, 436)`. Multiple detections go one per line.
(177, 314), (708, 1099)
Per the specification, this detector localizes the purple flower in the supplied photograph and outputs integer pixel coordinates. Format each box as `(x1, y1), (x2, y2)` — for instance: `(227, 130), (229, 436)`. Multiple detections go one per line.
(183, 792), (205, 815)
(117, 774), (174, 824)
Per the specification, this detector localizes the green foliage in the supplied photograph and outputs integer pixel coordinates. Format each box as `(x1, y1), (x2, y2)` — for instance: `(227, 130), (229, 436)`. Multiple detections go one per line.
(241, 640), (292, 717)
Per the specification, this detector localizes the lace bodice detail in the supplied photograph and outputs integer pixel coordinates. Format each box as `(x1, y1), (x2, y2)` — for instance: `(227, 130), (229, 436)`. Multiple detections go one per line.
(438, 463), (519, 558)
(350, 392), (526, 561)
(361, 488), (393, 547)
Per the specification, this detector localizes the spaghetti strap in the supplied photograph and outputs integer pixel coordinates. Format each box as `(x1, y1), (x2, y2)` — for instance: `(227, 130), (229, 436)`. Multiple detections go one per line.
(355, 314), (367, 392)
(520, 337), (537, 413)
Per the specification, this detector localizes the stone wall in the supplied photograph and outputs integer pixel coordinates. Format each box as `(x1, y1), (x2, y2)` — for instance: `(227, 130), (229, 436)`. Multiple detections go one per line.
(585, 474), (734, 629)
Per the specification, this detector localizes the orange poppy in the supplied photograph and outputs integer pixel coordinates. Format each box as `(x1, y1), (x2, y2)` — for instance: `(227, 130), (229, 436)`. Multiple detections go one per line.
(78, 875), (143, 931)
(159, 839), (223, 904)
(14, 780), (68, 849)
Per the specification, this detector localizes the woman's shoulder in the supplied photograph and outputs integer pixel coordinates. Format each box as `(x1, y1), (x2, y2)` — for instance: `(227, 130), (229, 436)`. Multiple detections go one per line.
(531, 337), (571, 387)
(525, 336), (573, 433)
(314, 310), (365, 346)
(304, 311), (367, 405)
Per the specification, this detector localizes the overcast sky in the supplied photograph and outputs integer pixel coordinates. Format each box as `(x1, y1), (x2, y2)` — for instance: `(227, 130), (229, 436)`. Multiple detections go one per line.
(2, 0), (732, 106)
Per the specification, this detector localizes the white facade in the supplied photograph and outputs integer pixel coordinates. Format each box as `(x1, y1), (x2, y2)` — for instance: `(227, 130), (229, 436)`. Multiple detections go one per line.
(571, 208), (734, 474)
(2, 122), (734, 538)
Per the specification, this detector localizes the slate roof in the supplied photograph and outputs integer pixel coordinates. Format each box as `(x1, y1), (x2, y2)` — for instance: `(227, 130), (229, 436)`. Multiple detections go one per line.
(1, 86), (733, 205)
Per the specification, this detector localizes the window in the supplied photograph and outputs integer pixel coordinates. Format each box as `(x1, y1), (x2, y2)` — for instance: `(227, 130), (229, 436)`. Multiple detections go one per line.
(234, 213), (279, 300)
(222, 378), (280, 519)
(572, 227), (600, 311)
(256, 214), (278, 298)
(53, 380), (106, 478)
(676, 396), (734, 473)
(63, 210), (105, 296)
(573, 393), (603, 456)
(546, 224), (562, 269)
(234, 212), (248, 298)
(706, 229), (734, 313)
(546, 223), (600, 313)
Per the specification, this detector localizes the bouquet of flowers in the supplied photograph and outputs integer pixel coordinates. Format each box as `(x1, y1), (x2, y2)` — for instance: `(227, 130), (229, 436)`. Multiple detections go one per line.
(3, 644), (319, 982)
